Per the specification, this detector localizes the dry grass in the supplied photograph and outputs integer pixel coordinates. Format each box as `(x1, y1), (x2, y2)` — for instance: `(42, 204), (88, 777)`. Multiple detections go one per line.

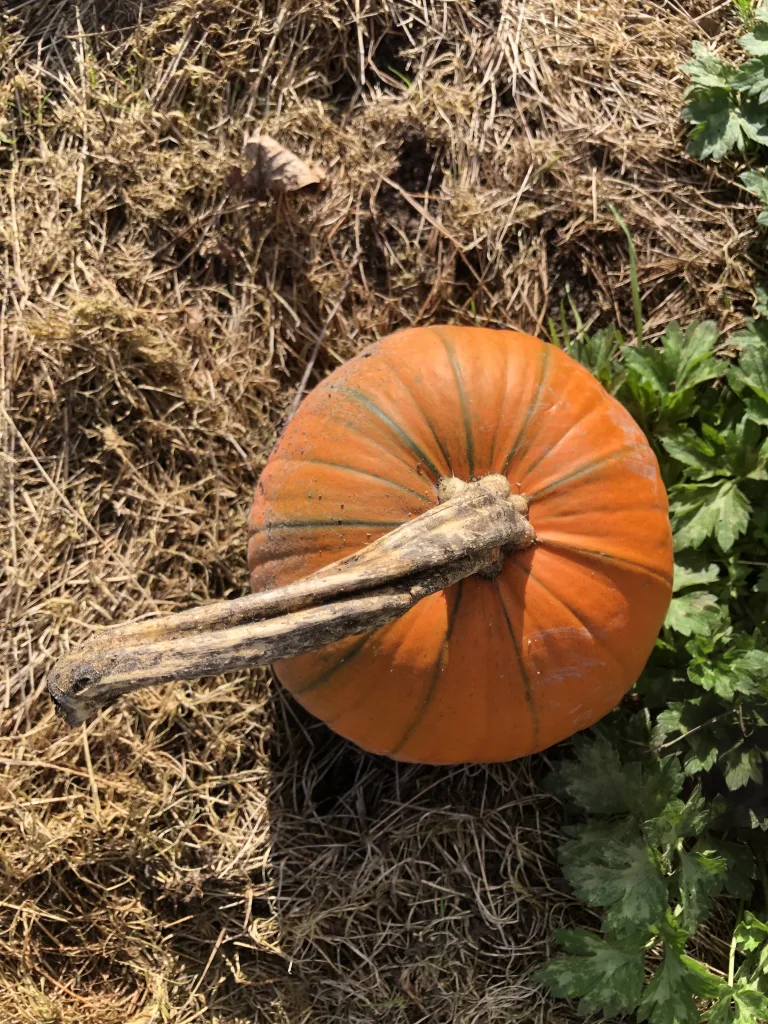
(0, 0), (757, 1021)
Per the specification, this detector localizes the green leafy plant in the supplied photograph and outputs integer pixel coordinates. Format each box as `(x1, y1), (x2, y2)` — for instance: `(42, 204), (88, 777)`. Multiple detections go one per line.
(541, 18), (768, 1012)
(682, 3), (768, 228)
(544, 227), (768, 1018)
(536, 730), (768, 1024)
(553, 303), (768, 796)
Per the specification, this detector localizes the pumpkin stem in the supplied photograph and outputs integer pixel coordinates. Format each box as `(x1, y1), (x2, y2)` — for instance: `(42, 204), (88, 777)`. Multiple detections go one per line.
(48, 475), (535, 725)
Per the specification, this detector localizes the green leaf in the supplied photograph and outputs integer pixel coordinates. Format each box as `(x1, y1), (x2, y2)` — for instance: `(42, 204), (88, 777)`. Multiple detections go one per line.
(682, 44), (739, 88)
(722, 418), (765, 476)
(680, 954), (729, 1000)
(671, 480), (751, 551)
(561, 826), (668, 936)
(670, 484), (722, 547)
(706, 983), (768, 1024)
(551, 735), (642, 815)
(637, 946), (704, 1024)
(706, 992), (737, 1024)
(707, 840), (754, 900)
(689, 647), (768, 701)
(734, 985), (768, 1021)
(666, 562), (723, 636)
(724, 745), (764, 790)
(675, 320), (722, 391)
(704, 988), (768, 1024)
(735, 910), (768, 953)
(733, 649), (768, 697)
(729, 323), (768, 423)
(755, 285), (768, 316)
(642, 754), (687, 819)
(735, 57), (768, 104)
(624, 346), (669, 398)
(673, 563), (720, 591)
(741, 22), (768, 56)
(644, 801), (687, 846)
(708, 978), (768, 1024)
(676, 787), (718, 838)
(711, 1002), (736, 1023)
(684, 745), (720, 774)
(644, 786), (715, 846)
(654, 704), (686, 738)
(622, 321), (721, 422)
(732, 314), (768, 357)
(677, 846), (727, 932)
(713, 480), (751, 551)
(684, 90), (747, 161)
(661, 430), (722, 473)
(684, 737), (720, 775)
(665, 590), (722, 636)
(534, 928), (645, 1017)
(740, 100), (768, 146)
(741, 168), (768, 204)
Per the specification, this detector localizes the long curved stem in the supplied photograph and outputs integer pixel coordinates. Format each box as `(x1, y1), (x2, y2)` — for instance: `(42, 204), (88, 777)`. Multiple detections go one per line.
(48, 475), (534, 725)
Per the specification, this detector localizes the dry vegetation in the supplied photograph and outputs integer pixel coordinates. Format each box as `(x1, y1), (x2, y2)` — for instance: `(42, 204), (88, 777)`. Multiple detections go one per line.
(0, 0), (759, 1021)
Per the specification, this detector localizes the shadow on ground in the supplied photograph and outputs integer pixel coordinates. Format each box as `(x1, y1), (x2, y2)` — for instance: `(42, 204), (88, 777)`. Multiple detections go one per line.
(259, 684), (568, 1024)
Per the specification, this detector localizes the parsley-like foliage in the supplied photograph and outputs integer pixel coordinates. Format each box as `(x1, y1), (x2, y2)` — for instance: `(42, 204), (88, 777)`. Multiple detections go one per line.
(542, 214), (768, 1019)
(682, 3), (768, 232)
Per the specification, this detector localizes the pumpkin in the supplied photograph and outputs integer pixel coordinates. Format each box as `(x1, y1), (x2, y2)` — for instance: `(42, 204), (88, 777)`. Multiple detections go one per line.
(247, 325), (673, 764)
(49, 324), (673, 766)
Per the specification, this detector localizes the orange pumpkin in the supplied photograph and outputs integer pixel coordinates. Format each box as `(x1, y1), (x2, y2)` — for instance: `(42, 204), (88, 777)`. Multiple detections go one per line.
(247, 325), (673, 764)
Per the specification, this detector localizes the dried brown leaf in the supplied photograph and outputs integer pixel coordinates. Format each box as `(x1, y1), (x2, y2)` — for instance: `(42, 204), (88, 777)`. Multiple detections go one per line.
(243, 134), (325, 194)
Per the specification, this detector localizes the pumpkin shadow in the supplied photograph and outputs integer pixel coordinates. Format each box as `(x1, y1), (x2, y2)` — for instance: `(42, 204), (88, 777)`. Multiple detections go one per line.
(263, 626), (569, 1023)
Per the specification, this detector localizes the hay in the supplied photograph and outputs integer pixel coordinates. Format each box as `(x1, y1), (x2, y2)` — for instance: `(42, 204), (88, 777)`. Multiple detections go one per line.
(0, 0), (754, 1020)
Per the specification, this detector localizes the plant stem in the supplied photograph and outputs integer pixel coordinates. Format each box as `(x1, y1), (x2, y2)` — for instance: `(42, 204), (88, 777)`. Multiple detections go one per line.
(48, 475), (535, 726)
(759, 854), (768, 916)
(656, 710), (735, 750)
(728, 899), (744, 988)
(610, 204), (644, 345)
